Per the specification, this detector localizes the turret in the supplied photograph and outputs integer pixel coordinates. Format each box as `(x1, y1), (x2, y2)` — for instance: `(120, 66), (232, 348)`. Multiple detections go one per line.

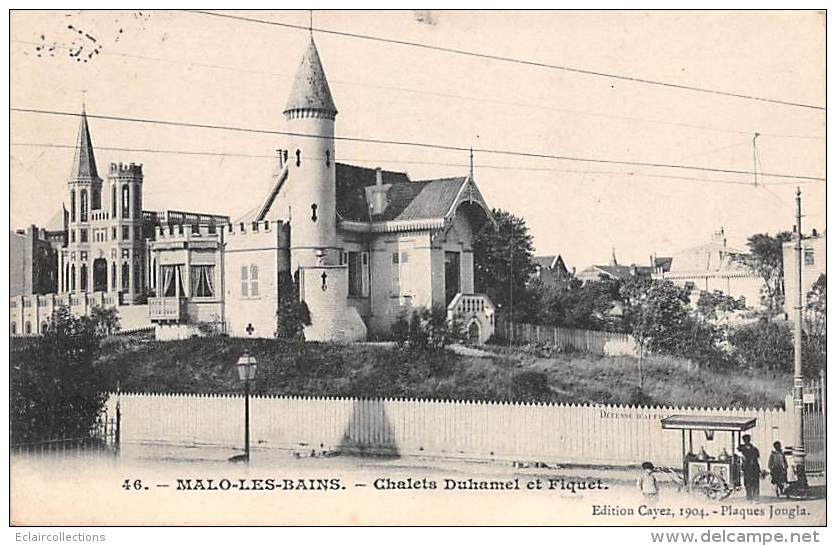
(67, 107), (102, 228)
(283, 37), (338, 268)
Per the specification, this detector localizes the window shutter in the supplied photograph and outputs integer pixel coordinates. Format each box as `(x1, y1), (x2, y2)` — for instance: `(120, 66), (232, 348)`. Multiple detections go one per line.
(361, 252), (370, 297)
(250, 265), (259, 296)
(400, 252), (410, 296)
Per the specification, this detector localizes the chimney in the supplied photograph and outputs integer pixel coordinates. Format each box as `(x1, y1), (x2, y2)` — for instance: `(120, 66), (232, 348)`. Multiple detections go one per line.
(369, 167), (388, 215)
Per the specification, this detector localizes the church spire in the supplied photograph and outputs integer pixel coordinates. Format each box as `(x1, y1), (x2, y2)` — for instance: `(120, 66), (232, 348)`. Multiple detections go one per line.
(71, 105), (99, 181)
(283, 37), (337, 118)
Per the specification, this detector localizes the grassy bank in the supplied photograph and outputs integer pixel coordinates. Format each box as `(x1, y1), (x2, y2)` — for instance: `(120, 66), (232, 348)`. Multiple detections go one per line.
(92, 337), (790, 408)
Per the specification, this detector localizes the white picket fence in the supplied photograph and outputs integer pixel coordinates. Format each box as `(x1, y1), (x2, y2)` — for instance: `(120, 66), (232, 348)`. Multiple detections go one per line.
(107, 393), (792, 467)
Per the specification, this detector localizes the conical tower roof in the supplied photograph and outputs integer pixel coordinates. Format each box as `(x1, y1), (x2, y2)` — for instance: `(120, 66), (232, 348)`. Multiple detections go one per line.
(284, 37), (337, 117)
(71, 108), (99, 181)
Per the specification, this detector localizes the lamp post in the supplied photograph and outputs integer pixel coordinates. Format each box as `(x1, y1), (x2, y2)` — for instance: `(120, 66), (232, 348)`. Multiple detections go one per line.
(235, 350), (257, 462)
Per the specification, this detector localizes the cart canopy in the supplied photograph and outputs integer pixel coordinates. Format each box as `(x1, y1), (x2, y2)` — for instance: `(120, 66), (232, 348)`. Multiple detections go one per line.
(660, 415), (757, 432)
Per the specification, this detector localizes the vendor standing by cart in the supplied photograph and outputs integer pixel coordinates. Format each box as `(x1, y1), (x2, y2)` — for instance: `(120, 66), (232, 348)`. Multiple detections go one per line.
(737, 434), (761, 501)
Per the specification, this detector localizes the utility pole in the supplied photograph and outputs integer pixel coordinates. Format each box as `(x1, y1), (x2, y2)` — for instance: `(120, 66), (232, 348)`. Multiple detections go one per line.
(508, 219), (514, 345)
(791, 187), (807, 489)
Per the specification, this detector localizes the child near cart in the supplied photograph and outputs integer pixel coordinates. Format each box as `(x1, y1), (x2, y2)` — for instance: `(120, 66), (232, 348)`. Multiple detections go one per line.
(637, 461), (660, 504)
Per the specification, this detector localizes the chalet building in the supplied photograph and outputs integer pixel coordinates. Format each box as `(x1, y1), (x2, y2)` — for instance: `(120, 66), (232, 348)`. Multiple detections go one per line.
(149, 38), (496, 342)
(9, 108), (229, 336)
(11, 37), (497, 344)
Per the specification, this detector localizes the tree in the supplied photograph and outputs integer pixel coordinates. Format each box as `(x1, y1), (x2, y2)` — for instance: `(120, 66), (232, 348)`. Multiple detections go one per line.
(531, 276), (626, 332)
(621, 278), (691, 386)
(696, 290), (746, 322)
(746, 231), (793, 315)
(90, 305), (121, 337)
(10, 307), (110, 444)
(472, 209), (537, 322)
(728, 319), (793, 372)
(803, 273), (826, 375)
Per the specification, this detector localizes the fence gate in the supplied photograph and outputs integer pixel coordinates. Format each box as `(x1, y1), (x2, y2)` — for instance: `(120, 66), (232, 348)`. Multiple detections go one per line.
(803, 372), (825, 475)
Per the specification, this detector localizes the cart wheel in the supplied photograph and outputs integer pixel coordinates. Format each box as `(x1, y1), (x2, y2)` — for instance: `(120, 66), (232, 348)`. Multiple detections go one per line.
(692, 471), (731, 501)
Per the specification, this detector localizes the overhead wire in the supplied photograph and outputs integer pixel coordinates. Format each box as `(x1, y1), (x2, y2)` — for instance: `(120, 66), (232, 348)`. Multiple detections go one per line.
(10, 107), (826, 182)
(185, 10), (826, 112)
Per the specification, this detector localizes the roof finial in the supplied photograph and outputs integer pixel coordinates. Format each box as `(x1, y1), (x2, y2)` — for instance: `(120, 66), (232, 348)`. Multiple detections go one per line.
(309, 10), (314, 37)
(81, 89), (87, 113)
(469, 147), (474, 180)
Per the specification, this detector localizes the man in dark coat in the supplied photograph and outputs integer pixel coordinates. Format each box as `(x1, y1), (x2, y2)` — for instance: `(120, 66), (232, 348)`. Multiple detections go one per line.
(738, 434), (761, 501)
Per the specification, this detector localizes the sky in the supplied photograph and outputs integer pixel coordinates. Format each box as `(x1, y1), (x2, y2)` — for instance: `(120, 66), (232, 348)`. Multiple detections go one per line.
(9, 10), (826, 270)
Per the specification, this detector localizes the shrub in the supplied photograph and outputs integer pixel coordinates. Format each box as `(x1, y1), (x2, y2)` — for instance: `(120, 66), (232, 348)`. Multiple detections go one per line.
(390, 306), (463, 352)
(276, 272), (311, 339)
(728, 319), (793, 372)
(510, 370), (552, 402)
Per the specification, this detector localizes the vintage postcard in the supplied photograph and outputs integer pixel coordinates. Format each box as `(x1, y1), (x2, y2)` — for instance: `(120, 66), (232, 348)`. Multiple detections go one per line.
(7, 9), (827, 528)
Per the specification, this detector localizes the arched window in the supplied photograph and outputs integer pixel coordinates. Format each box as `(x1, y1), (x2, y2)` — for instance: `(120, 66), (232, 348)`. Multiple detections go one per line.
(24, 321), (31, 335)
(122, 185), (130, 219)
(70, 264), (76, 290)
(325, 149), (331, 167)
(111, 185), (117, 217)
(80, 189), (88, 222)
(41, 322), (48, 334)
(11, 322), (16, 335)
(295, 149), (301, 167)
(80, 263), (88, 291)
(70, 190), (76, 222)
(111, 262), (117, 289)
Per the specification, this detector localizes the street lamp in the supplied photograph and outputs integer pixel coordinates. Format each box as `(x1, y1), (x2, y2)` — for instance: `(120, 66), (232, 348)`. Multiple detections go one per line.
(235, 350), (257, 463)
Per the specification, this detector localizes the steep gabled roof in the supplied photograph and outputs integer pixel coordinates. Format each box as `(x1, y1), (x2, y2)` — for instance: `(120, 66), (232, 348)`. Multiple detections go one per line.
(70, 109), (99, 181)
(284, 38), (337, 116)
(533, 255), (558, 269)
(390, 177), (468, 222)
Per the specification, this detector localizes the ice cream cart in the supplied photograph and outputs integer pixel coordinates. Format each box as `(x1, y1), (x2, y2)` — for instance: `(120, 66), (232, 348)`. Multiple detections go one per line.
(660, 415), (757, 500)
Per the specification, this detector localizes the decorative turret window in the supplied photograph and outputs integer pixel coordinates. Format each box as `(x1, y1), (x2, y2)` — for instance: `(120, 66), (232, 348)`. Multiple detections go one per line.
(325, 150), (331, 167)
(80, 190), (88, 222)
(122, 185), (131, 219)
(112, 186), (117, 217)
(70, 190), (76, 222)
(296, 149), (301, 167)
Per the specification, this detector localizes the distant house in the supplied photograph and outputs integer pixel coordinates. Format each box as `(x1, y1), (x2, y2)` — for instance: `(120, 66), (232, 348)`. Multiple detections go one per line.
(532, 254), (571, 288)
(9, 225), (58, 298)
(576, 249), (653, 284)
(782, 229), (826, 313)
(653, 228), (763, 307)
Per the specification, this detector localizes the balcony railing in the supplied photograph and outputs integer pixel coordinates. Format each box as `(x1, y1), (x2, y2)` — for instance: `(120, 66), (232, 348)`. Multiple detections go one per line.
(148, 297), (185, 322)
(446, 293), (495, 344)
